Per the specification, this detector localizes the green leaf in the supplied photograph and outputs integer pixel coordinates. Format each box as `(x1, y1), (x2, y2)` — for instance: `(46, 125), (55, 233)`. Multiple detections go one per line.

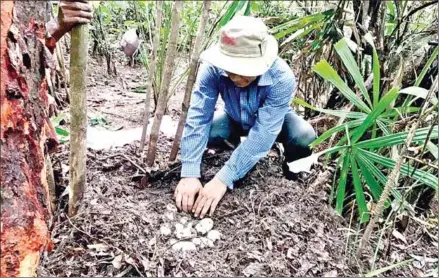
(311, 119), (364, 148)
(294, 98), (367, 119)
(244, 0), (251, 15)
(219, 1), (240, 27)
(359, 149), (438, 190)
(336, 151), (350, 214)
(270, 9), (334, 39)
(415, 46), (438, 87)
(351, 87), (400, 143)
(356, 151), (403, 202)
(312, 60), (371, 113)
(364, 33), (380, 106)
(280, 22), (323, 48)
(351, 155), (370, 223)
(354, 151), (382, 200)
(376, 119), (391, 136)
(355, 126), (438, 149)
(335, 38), (372, 107)
(380, 106), (421, 118)
(250, 1), (259, 13)
(55, 127), (69, 137)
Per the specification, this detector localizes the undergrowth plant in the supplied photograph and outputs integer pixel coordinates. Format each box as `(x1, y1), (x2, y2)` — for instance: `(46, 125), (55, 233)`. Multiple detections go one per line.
(296, 34), (438, 223)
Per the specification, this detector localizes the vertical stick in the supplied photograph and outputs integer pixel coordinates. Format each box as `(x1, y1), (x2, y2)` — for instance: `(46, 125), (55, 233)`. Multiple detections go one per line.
(68, 23), (89, 217)
(139, 1), (164, 153)
(146, 0), (183, 166)
(169, 0), (211, 161)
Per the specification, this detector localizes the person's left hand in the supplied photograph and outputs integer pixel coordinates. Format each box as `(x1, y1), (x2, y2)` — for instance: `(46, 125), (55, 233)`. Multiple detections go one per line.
(47, 1), (93, 41)
(193, 178), (227, 218)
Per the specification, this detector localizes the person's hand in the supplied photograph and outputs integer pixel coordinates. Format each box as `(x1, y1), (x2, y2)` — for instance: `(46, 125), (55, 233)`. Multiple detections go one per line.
(47, 1), (93, 41)
(174, 178), (202, 213)
(193, 178), (227, 218)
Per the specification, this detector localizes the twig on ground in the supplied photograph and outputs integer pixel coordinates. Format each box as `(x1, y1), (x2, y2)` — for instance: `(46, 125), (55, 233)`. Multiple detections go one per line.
(121, 154), (147, 174)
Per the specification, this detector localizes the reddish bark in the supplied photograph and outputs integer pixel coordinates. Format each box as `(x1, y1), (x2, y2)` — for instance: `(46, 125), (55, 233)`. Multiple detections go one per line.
(1, 1), (58, 277)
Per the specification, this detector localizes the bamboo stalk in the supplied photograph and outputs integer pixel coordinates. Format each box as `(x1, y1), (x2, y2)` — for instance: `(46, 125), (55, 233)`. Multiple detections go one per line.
(139, 1), (164, 153)
(356, 77), (438, 259)
(146, 0), (183, 166)
(68, 23), (89, 217)
(169, 0), (211, 162)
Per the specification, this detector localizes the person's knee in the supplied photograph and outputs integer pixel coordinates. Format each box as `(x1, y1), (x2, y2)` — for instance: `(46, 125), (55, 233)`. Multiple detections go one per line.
(298, 124), (317, 147)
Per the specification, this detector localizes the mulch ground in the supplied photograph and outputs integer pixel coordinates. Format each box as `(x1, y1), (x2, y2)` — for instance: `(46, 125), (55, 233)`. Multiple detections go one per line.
(37, 53), (438, 277)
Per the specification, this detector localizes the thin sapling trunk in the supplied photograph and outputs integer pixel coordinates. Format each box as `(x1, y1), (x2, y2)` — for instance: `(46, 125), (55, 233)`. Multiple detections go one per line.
(169, 0), (211, 161)
(139, 1), (164, 153)
(146, 1), (183, 166)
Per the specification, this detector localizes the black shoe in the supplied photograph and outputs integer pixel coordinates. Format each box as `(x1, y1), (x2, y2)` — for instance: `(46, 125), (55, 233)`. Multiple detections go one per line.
(282, 161), (299, 181)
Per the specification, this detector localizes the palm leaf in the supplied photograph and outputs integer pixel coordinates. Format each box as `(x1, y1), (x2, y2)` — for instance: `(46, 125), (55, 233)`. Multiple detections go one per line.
(364, 33), (381, 106)
(294, 98), (367, 119)
(335, 38), (372, 107)
(415, 46), (438, 87)
(336, 151), (350, 214)
(351, 155), (370, 223)
(356, 151), (403, 202)
(313, 60), (371, 113)
(311, 119), (364, 148)
(356, 126), (438, 149)
(358, 149), (438, 190)
(351, 87), (400, 143)
(354, 152), (382, 201)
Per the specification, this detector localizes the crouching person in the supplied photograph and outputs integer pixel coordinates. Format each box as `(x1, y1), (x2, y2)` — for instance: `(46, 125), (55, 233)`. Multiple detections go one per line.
(174, 16), (316, 218)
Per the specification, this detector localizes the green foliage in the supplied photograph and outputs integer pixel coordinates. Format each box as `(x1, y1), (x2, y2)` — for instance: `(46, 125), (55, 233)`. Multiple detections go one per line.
(50, 113), (69, 143)
(89, 114), (108, 127)
(300, 36), (438, 223)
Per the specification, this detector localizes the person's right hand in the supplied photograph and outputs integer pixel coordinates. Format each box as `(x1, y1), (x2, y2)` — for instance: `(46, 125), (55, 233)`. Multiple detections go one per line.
(174, 178), (202, 213)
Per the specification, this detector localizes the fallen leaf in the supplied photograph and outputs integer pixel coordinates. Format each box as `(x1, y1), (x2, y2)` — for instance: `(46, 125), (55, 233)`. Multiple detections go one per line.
(392, 230), (408, 244)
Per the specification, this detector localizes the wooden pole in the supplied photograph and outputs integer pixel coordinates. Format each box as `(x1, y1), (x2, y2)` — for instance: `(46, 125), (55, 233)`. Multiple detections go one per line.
(68, 23), (89, 217)
(139, 1), (164, 153)
(169, 0), (211, 162)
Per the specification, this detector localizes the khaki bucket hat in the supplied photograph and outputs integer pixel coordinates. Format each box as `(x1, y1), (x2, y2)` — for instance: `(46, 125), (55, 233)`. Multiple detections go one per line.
(200, 16), (278, 77)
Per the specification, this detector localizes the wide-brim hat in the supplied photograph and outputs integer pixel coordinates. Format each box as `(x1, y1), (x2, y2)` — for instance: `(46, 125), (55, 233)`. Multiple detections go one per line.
(200, 16), (278, 77)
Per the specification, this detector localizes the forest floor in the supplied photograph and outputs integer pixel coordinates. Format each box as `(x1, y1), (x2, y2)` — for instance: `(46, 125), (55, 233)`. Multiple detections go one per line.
(37, 53), (438, 277)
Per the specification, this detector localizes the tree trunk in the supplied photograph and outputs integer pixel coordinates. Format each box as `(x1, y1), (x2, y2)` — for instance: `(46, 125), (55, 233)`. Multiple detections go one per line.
(146, 0), (183, 166)
(68, 23), (89, 217)
(0, 1), (58, 276)
(139, 1), (164, 153)
(169, 0), (211, 162)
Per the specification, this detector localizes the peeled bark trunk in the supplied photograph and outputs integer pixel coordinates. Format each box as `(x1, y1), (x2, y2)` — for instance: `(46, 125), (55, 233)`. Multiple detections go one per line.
(146, 1), (183, 166)
(169, 0), (211, 162)
(0, 1), (58, 276)
(139, 1), (164, 153)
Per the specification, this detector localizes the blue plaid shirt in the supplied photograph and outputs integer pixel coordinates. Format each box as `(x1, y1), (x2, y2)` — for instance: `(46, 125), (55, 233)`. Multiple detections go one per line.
(180, 57), (296, 189)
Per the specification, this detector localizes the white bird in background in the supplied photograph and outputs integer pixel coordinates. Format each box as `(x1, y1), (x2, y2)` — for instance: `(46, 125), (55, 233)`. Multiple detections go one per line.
(120, 28), (141, 67)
